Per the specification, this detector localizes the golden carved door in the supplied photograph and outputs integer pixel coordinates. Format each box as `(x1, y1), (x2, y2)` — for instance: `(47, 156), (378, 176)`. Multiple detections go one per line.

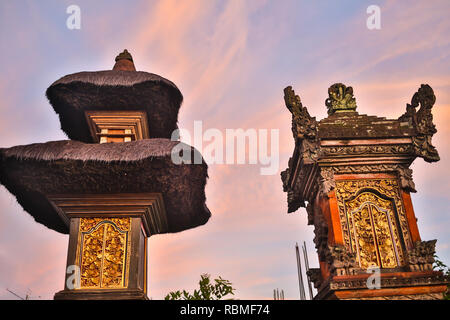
(346, 192), (404, 269)
(76, 218), (131, 289)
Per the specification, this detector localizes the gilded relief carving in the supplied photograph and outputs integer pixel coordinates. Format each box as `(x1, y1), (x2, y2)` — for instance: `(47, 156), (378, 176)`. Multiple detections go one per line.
(335, 179), (411, 269)
(77, 218), (131, 289)
(346, 192), (403, 268)
(350, 203), (379, 268)
(80, 217), (131, 233)
(79, 225), (103, 287)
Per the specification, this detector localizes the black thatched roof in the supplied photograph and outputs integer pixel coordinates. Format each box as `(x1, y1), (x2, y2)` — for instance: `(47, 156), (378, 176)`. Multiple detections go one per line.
(0, 139), (210, 235)
(46, 70), (183, 143)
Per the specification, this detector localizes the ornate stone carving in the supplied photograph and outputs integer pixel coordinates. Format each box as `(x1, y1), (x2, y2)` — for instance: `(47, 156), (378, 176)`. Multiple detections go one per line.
(407, 240), (437, 272)
(317, 164), (415, 191)
(327, 271), (448, 291)
(346, 293), (445, 300)
(284, 86), (320, 162)
(399, 84), (439, 162)
(325, 83), (357, 115)
(397, 167), (416, 192)
(321, 144), (414, 157)
(326, 245), (359, 276)
(280, 83), (447, 300)
(319, 168), (335, 196)
(307, 268), (323, 289)
(302, 140), (320, 164)
(321, 164), (416, 192)
(324, 164), (403, 175)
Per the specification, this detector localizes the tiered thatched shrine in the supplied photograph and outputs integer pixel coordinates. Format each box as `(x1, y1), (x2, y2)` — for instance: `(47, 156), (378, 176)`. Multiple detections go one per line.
(281, 83), (449, 299)
(0, 50), (211, 300)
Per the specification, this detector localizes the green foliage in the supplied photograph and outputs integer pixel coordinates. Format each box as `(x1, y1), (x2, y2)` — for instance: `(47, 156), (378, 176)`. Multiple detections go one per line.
(165, 274), (235, 300)
(433, 254), (450, 300)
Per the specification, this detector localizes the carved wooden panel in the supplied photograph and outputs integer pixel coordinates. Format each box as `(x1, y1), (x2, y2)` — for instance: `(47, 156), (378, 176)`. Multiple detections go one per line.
(335, 179), (412, 269)
(76, 218), (131, 289)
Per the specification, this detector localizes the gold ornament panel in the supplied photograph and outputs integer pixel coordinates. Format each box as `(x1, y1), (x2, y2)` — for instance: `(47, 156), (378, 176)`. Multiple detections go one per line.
(80, 218), (131, 233)
(346, 192), (404, 268)
(77, 218), (131, 289)
(335, 179), (411, 269)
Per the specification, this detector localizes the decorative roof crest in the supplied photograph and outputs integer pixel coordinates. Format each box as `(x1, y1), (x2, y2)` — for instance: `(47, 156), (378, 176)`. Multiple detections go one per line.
(399, 84), (439, 162)
(325, 83), (357, 115)
(115, 49), (134, 62)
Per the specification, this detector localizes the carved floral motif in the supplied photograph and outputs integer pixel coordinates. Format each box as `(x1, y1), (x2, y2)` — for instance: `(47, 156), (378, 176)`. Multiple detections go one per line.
(78, 218), (131, 289)
(326, 245), (359, 276)
(397, 167), (416, 192)
(321, 144), (414, 157)
(318, 164), (416, 193)
(335, 179), (412, 265)
(80, 217), (131, 233)
(319, 168), (335, 196)
(407, 240), (437, 272)
(345, 192), (405, 268)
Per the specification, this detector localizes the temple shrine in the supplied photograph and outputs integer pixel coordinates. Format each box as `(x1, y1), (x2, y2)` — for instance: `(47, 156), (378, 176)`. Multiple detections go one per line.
(281, 83), (449, 299)
(0, 50), (211, 300)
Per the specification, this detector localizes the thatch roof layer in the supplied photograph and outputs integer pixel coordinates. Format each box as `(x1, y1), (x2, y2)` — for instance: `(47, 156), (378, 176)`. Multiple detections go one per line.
(46, 70), (183, 143)
(0, 139), (210, 235)
(50, 70), (179, 89)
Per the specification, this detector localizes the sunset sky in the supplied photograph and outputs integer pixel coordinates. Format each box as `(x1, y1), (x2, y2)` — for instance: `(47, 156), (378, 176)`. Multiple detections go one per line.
(0, 0), (449, 300)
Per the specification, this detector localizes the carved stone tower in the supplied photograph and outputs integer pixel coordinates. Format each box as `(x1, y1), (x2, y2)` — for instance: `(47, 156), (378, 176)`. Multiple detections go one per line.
(0, 50), (211, 300)
(281, 83), (449, 299)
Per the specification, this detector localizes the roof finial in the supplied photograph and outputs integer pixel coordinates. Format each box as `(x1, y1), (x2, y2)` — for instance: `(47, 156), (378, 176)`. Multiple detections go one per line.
(115, 49), (133, 62)
(113, 49), (136, 71)
(325, 83), (357, 115)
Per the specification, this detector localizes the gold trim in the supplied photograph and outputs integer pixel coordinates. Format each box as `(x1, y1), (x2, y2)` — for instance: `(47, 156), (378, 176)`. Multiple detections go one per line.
(48, 193), (168, 236)
(76, 218), (131, 289)
(335, 178), (411, 268)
